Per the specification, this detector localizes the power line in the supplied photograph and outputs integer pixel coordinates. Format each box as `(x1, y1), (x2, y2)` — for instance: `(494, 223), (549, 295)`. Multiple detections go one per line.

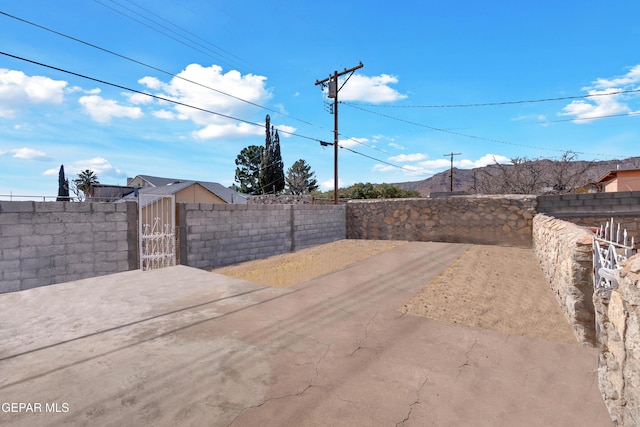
(341, 102), (614, 158)
(118, 0), (246, 66)
(93, 0), (240, 69)
(541, 110), (640, 124)
(0, 50), (320, 144)
(342, 88), (640, 109)
(0, 11), (316, 128)
(1, 50), (420, 179)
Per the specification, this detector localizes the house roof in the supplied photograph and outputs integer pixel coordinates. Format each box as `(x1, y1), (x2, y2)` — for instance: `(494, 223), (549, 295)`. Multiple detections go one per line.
(128, 175), (247, 204)
(596, 168), (640, 184)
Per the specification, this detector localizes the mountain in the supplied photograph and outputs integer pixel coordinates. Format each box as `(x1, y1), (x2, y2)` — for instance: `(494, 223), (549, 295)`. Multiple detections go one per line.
(391, 157), (640, 197)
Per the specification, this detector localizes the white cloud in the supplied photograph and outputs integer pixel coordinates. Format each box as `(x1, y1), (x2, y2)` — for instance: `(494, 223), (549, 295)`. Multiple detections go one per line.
(43, 157), (121, 178)
(458, 154), (510, 168)
(138, 76), (163, 90)
(592, 64), (640, 89)
(140, 64), (273, 139)
(388, 153), (428, 162)
(11, 147), (48, 160)
(337, 74), (407, 103)
(79, 95), (143, 123)
(0, 69), (67, 118)
(561, 88), (630, 123)
(388, 142), (405, 150)
(192, 122), (263, 140)
(373, 163), (424, 176)
(320, 178), (345, 191)
(372, 153), (510, 178)
(339, 137), (369, 148)
(153, 109), (176, 120)
(126, 92), (154, 104)
(560, 65), (640, 123)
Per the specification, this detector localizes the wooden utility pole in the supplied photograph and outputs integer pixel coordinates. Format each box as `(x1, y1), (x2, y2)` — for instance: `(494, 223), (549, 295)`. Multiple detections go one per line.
(444, 152), (462, 192)
(315, 62), (364, 204)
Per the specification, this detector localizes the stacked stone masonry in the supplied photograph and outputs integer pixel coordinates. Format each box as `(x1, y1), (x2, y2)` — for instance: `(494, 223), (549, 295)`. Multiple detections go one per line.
(346, 195), (537, 247)
(594, 255), (640, 426)
(179, 203), (346, 269)
(0, 201), (137, 293)
(532, 214), (596, 346)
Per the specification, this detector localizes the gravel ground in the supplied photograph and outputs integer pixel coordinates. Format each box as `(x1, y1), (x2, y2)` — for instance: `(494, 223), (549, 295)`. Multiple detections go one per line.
(213, 239), (577, 345)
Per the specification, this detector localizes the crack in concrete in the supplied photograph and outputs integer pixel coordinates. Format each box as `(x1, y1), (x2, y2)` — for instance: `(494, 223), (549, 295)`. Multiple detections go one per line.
(396, 374), (429, 426)
(225, 344), (331, 427)
(456, 337), (478, 379)
(348, 308), (379, 357)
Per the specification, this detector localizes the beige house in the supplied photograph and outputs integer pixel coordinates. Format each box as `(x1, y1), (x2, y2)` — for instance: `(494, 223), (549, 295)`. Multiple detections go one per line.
(126, 175), (247, 204)
(597, 169), (640, 192)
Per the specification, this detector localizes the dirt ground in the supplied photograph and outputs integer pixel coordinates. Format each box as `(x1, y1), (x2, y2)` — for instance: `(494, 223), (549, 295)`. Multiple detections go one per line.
(213, 239), (577, 345)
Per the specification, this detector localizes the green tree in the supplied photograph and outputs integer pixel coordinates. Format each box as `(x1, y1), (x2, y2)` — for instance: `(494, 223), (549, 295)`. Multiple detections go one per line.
(286, 159), (318, 195)
(73, 169), (99, 201)
(56, 164), (70, 201)
(234, 145), (264, 195)
(314, 182), (421, 200)
(259, 115), (285, 194)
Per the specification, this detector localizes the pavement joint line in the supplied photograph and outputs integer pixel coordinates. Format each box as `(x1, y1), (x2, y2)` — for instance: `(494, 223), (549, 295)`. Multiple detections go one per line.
(0, 285), (277, 363)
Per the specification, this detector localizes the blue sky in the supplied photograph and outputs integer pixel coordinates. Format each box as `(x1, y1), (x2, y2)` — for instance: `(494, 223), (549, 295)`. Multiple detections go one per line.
(1, 1), (640, 199)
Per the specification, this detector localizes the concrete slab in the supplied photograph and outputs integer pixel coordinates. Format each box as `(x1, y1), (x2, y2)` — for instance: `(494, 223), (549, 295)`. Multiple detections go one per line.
(0, 242), (611, 426)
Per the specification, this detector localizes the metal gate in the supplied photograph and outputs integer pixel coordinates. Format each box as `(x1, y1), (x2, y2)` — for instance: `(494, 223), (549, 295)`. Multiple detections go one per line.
(593, 218), (636, 292)
(138, 194), (176, 271)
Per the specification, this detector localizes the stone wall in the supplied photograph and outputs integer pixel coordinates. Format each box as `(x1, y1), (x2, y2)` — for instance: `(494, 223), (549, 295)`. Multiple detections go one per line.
(532, 214), (596, 346)
(594, 255), (640, 426)
(346, 195), (537, 247)
(178, 203), (346, 269)
(0, 201), (137, 293)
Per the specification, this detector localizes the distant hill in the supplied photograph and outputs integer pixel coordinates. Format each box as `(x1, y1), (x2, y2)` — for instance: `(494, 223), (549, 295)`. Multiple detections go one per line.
(391, 156), (640, 197)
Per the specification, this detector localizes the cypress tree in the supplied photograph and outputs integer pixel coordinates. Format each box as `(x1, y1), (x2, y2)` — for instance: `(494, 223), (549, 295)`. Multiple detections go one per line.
(56, 165), (70, 201)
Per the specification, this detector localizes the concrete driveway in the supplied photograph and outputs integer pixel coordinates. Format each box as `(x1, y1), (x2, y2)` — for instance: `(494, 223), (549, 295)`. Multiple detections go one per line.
(0, 242), (611, 426)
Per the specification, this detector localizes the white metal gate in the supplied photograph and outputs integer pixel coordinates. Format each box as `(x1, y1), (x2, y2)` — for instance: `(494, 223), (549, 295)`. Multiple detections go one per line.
(593, 218), (636, 292)
(138, 194), (176, 271)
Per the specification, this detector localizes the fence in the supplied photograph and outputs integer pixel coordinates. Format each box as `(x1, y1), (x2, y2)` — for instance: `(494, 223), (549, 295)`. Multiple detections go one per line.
(593, 218), (636, 292)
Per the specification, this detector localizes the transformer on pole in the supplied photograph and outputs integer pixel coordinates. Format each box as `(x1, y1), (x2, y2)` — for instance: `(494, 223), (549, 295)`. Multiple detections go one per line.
(315, 62), (364, 204)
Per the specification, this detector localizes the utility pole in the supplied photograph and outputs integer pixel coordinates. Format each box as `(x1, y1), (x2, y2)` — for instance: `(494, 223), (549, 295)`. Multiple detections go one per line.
(443, 152), (462, 192)
(315, 62), (364, 204)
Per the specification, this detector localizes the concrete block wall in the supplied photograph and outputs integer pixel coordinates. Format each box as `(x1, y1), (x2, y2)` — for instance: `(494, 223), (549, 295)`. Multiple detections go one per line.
(532, 214), (596, 346)
(0, 201), (137, 293)
(179, 203), (346, 269)
(538, 191), (640, 218)
(346, 195), (537, 247)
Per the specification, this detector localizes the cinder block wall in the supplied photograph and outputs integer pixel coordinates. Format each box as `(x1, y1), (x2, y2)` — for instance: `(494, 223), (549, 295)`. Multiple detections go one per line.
(0, 201), (138, 293)
(532, 214), (596, 346)
(178, 203), (346, 269)
(346, 195), (537, 247)
(538, 191), (640, 217)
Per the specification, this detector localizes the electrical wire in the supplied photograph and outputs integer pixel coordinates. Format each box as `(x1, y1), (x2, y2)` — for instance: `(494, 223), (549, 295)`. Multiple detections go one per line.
(0, 11), (317, 128)
(118, 0), (246, 66)
(94, 0), (240, 69)
(343, 88), (640, 108)
(341, 102), (614, 158)
(541, 110), (640, 124)
(0, 50), (320, 144)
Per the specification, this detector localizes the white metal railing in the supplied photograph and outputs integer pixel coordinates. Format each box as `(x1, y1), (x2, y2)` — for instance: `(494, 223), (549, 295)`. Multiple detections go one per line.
(593, 218), (636, 292)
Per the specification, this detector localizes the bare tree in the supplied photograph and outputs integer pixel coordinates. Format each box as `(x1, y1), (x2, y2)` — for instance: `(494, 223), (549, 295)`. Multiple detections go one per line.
(475, 151), (596, 195)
